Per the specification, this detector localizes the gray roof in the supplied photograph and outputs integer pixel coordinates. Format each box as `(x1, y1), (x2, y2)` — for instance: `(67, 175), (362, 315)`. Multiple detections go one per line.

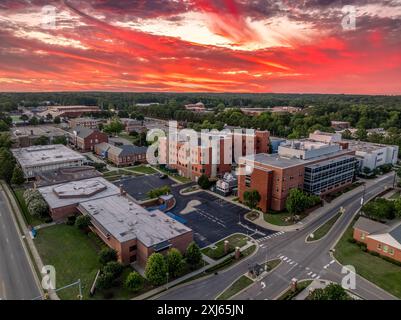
(353, 217), (389, 234)
(109, 145), (147, 157)
(389, 224), (401, 244)
(69, 126), (95, 138)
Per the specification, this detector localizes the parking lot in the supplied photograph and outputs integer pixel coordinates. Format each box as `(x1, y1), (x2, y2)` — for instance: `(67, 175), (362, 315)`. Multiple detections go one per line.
(117, 174), (176, 201)
(170, 190), (274, 248)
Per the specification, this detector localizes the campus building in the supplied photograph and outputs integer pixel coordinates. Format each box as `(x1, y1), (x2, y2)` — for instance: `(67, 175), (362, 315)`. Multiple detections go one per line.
(238, 140), (356, 212)
(12, 144), (86, 178)
(353, 217), (401, 263)
(39, 105), (101, 118)
(159, 129), (270, 181)
(68, 126), (108, 152)
(78, 194), (193, 266)
(68, 118), (100, 129)
(94, 143), (147, 166)
(10, 125), (69, 148)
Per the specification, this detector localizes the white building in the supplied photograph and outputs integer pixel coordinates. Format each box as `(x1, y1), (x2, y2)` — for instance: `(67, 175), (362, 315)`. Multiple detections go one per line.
(12, 144), (86, 178)
(346, 140), (399, 171)
(278, 140), (341, 160)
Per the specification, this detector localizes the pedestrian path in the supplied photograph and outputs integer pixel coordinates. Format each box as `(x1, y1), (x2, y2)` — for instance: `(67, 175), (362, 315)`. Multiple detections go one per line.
(255, 231), (285, 243)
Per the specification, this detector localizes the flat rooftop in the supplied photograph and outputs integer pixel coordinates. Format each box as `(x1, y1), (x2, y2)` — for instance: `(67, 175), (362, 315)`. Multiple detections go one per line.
(11, 125), (67, 137)
(346, 140), (398, 153)
(280, 140), (329, 151)
(36, 166), (101, 187)
(241, 149), (354, 169)
(38, 177), (120, 209)
(12, 144), (86, 167)
(79, 194), (192, 246)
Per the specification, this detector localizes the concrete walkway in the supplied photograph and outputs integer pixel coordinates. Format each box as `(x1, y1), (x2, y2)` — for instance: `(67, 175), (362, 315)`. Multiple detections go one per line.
(0, 182), (59, 300)
(133, 238), (258, 300)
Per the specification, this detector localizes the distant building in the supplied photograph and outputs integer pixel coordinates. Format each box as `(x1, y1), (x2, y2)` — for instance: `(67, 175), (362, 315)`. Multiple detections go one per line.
(346, 140), (398, 171)
(215, 172), (238, 196)
(120, 118), (146, 133)
(240, 108), (270, 116)
(10, 125), (68, 148)
(269, 137), (287, 154)
(68, 118), (100, 129)
(331, 121), (351, 130)
(68, 126), (108, 152)
(12, 145), (86, 178)
(94, 143), (147, 166)
(269, 106), (301, 114)
(39, 105), (101, 118)
(184, 102), (206, 112)
(353, 217), (401, 263)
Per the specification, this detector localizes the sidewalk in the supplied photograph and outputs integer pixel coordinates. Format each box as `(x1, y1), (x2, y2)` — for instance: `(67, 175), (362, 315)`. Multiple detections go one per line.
(0, 182), (59, 300)
(133, 239), (257, 300)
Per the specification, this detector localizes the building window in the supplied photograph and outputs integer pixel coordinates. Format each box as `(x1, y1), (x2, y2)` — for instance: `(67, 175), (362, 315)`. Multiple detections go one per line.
(129, 245), (137, 252)
(361, 232), (365, 240)
(383, 245), (389, 253)
(389, 248), (395, 256)
(377, 243), (382, 251)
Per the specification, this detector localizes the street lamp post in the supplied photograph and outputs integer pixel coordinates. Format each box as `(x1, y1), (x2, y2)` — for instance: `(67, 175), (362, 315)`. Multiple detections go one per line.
(166, 272), (169, 290)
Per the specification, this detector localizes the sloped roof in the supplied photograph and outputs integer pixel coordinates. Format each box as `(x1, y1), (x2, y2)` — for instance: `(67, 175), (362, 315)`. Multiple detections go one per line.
(389, 223), (401, 245)
(108, 145), (147, 157)
(69, 126), (95, 138)
(353, 216), (389, 234)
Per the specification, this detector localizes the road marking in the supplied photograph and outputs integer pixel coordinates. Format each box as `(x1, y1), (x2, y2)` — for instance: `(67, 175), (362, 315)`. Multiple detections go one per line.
(282, 257), (288, 261)
(311, 273), (317, 278)
(330, 260), (335, 264)
(307, 271), (312, 276)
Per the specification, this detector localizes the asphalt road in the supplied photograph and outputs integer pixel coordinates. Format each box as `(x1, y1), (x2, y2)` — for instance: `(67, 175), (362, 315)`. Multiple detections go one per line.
(0, 188), (40, 300)
(156, 173), (398, 300)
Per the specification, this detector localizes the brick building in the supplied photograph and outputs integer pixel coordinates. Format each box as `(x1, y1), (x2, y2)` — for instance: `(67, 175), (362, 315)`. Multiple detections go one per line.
(68, 118), (100, 129)
(238, 140), (356, 212)
(159, 129), (269, 181)
(78, 194), (193, 266)
(94, 142), (147, 166)
(68, 126), (108, 152)
(39, 105), (101, 118)
(353, 217), (401, 263)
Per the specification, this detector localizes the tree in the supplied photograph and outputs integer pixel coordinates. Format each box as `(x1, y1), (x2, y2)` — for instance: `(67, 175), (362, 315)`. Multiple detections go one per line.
(145, 253), (168, 286)
(23, 189), (42, 205)
(96, 272), (115, 290)
(286, 188), (308, 216)
(125, 271), (144, 292)
(11, 166), (25, 185)
(0, 148), (16, 183)
(103, 118), (124, 135)
(243, 190), (261, 209)
(166, 248), (184, 278)
(394, 198), (401, 218)
(185, 242), (202, 268)
(98, 248), (118, 265)
(102, 261), (124, 278)
(397, 167), (401, 179)
(53, 116), (61, 124)
(309, 283), (351, 300)
(197, 174), (211, 190)
(0, 120), (9, 132)
(75, 215), (91, 230)
(28, 198), (48, 217)
(28, 116), (39, 126)
(46, 113), (53, 121)
(52, 136), (67, 145)
(362, 198), (395, 220)
(147, 185), (171, 198)
(0, 133), (12, 148)
(20, 114), (29, 122)
(33, 135), (50, 146)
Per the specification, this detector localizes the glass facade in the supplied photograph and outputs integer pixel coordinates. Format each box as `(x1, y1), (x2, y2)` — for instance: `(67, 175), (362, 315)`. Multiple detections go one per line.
(303, 156), (357, 195)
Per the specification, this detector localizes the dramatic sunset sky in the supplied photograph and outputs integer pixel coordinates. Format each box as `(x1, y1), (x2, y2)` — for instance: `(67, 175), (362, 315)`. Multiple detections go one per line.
(0, 0), (400, 93)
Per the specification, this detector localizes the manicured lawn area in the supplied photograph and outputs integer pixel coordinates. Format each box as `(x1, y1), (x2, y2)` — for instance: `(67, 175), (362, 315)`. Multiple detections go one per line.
(34, 224), (104, 300)
(13, 188), (45, 226)
(390, 191), (400, 200)
(334, 223), (401, 299)
(263, 258), (281, 271)
(278, 280), (313, 300)
(156, 166), (192, 184)
(202, 234), (250, 260)
(264, 211), (305, 226)
(307, 211), (342, 242)
(125, 165), (157, 175)
(216, 275), (253, 300)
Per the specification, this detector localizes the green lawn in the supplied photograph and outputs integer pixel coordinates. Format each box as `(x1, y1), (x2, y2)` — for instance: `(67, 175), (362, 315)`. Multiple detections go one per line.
(125, 165), (157, 175)
(156, 166), (192, 184)
(264, 211), (305, 226)
(390, 191), (400, 200)
(307, 211), (342, 242)
(13, 188), (45, 226)
(202, 234), (250, 260)
(34, 224), (104, 300)
(278, 280), (313, 300)
(334, 223), (401, 299)
(216, 275), (253, 300)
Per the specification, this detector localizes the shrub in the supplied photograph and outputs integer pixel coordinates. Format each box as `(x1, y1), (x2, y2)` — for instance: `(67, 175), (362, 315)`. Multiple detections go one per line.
(103, 261), (124, 278)
(75, 215), (91, 230)
(368, 250), (380, 257)
(198, 174), (212, 190)
(185, 242), (202, 268)
(165, 248), (185, 278)
(66, 215), (76, 226)
(347, 238), (357, 244)
(99, 248), (118, 265)
(23, 189), (42, 205)
(145, 253), (168, 286)
(147, 185), (171, 199)
(96, 272), (115, 290)
(27, 198), (48, 217)
(125, 272), (144, 292)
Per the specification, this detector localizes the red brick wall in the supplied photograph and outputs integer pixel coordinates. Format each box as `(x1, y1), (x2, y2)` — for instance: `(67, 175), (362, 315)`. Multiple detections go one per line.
(50, 204), (78, 221)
